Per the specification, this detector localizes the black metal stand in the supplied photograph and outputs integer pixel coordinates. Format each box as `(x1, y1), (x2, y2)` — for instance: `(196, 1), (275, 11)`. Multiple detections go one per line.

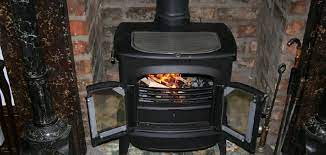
(9, 0), (72, 154)
(21, 119), (71, 155)
(304, 115), (326, 155)
(304, 91), (326, 155)
(18, 47), (72, 155)
(218, 140), (226, 155)
(119, 136), (130, 155)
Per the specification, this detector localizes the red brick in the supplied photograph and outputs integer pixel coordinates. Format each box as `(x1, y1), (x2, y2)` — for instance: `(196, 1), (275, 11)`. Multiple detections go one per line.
(77, 79), (92, 92)
(67, 0), (86, 16)
(238, 25), (256, 38)
(73, 41), (88, 55)
(285, 20), (305, 36)
(75, 60), (92, 75)
(289, 0), (307, 15)
(70, 20), (88, 36)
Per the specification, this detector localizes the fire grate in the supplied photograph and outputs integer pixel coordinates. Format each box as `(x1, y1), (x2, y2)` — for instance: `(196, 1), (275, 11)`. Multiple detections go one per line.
(138, 87), (213, 105)
(137, 74), (214, 105)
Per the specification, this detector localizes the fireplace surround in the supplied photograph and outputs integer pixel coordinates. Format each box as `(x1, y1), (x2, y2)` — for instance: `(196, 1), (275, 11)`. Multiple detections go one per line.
(85, 0), (266, 154)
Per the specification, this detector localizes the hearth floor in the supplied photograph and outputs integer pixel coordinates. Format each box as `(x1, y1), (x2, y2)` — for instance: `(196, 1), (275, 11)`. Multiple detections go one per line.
(85, 140), (267, 155)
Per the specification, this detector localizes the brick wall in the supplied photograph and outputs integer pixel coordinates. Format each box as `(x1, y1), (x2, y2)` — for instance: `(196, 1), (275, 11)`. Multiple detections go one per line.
(255, 0), (311, 145)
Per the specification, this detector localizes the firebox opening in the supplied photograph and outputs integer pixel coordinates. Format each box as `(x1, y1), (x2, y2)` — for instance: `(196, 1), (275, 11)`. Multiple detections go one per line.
(136, 73), (215, 130)
(136, 73), (215, 118)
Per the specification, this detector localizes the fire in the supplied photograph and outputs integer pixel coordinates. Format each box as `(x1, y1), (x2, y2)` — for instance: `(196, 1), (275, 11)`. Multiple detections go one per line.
(147, 73), (185, 88)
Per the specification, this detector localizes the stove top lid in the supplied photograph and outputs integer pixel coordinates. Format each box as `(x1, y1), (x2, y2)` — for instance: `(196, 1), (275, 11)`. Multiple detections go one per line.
(131, 31), (221, 54)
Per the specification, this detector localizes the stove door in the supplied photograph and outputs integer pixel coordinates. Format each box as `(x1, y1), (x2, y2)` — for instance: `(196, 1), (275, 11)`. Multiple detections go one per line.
(222, 82), (266, 153)
(86, 81), (127, 146)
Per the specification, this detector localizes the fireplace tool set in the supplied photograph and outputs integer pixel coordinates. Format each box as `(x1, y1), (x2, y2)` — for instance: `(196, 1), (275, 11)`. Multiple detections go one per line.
(274, 38), (302, 155)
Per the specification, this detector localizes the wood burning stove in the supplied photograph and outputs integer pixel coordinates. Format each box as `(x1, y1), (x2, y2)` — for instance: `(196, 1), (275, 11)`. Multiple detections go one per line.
(86, 0), (266, 154)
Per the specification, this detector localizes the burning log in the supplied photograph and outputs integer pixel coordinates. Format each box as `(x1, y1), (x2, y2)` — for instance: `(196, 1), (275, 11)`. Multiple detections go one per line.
(146, 73), (188, 88)
(140, 73), (213, 88)
(140, 77), (168, 88)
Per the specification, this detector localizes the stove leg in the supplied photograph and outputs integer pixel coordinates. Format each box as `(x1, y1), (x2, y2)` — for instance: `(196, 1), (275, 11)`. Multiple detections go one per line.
(119, 136), (129, 155)
(218, 140), (226, 155)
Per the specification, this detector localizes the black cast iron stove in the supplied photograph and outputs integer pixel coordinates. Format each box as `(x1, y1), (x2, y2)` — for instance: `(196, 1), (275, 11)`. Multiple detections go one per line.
(86, 0), (266, 154)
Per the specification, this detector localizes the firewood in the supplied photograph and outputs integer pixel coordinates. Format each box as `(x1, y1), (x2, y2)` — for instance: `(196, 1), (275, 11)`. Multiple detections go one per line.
(140, 77), (168, 88)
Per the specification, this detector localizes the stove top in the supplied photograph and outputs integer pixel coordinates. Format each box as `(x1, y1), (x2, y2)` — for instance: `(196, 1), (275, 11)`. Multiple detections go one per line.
(113, 22), (237, 60)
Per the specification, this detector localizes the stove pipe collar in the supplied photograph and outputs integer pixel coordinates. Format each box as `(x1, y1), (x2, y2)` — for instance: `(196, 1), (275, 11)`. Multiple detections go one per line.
(155, 0), (190, 27)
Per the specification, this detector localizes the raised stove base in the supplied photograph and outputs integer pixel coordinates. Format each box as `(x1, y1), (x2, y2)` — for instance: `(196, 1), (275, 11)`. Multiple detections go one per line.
(129, 129), (224, 152)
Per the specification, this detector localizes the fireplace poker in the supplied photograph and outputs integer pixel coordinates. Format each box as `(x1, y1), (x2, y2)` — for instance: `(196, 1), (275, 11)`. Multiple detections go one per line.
(274, 38), (302, 155)
(259, 63), (286, 148)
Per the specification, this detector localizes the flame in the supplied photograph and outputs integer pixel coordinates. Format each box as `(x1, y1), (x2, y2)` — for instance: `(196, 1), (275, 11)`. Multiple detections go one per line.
(147, 73), (183, 88)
